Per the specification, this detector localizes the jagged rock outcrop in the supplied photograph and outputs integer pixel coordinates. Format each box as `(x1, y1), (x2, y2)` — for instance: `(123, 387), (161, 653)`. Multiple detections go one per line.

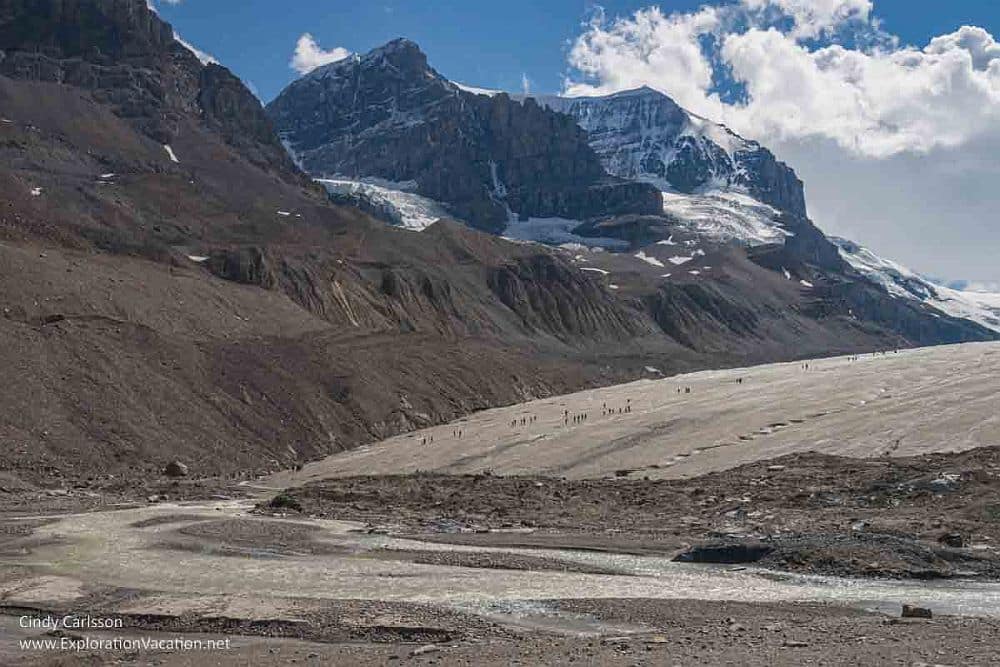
(206, 247), (277, 289)
(643, 282), (761, 349)
(0, 0), (293, 172)
(488, 253), (651, 340)
(266, 39), (662, 233)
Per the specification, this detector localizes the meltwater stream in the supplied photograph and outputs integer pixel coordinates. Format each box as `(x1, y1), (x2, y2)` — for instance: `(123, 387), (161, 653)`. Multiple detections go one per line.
(371, 535), (1000, 618)
(9, 502), (1000, 621)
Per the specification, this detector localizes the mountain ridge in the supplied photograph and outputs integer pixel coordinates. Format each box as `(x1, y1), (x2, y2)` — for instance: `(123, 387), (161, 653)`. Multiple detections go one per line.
(267, 38), (664, 234)
(266, 39), (995, 348)
(524, 86), (807, 220)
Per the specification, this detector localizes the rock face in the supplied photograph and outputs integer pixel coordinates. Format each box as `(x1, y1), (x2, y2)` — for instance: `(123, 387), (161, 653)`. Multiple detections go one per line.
(534, 87), (807, 219)
(0, 0), (293, 172)
(266, 39), (662, 233)
(486, 253), (650, 340)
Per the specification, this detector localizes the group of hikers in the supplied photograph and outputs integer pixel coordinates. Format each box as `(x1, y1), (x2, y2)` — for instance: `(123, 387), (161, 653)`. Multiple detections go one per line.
(415, 347), (908, 448)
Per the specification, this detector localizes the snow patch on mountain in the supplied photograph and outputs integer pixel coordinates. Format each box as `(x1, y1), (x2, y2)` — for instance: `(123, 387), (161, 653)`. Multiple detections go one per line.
(502, 217), (628, 250)
(528, 86), (801, 248)
(635, 251), (665, 268)
(832, 237), (1000, 333)
(683, 114), (751, 163)
(660, 190), (791, 247)
(534, 87), (761, 196)
(318, 178), (449, 231)
(454, 82), (501, 97)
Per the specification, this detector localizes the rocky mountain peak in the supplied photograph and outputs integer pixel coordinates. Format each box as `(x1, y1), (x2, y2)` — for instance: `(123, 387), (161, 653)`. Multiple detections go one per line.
(268, 39), (663, 233)
(367, 37), (426, 66)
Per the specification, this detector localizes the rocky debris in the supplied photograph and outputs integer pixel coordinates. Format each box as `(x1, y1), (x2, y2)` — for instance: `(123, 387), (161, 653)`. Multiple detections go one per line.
(265, 492), (302, 513)
(902, 604), (933, 619)
(41, 313), (66, 325)
(163, 461), (189, 478)
(487, 253), (650, 338)
(285, 445), (1000, 580)
(206, 247), (277, 288)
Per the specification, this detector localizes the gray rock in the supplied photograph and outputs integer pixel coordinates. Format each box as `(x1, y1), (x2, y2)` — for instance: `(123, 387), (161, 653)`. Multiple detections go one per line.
(901, 604), (933, 619)
(938, 532), (966, 548)
(163, 461), (189, 478)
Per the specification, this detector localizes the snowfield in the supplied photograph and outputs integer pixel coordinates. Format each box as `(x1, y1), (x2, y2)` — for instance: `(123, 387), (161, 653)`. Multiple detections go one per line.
(502, 217), (629, 250)
(832, 237), (1000, 333)
(635, 250), (665, 268)
(318, 178), (450, 231)
(659, 189), (791, 247)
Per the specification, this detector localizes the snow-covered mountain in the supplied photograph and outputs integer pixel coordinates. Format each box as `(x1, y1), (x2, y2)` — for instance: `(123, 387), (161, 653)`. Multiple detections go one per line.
(534, 88), (802, 211)
(832, 237), (1000, 333)
(265, 40), (995, 344)
(526, 87), (806, 247)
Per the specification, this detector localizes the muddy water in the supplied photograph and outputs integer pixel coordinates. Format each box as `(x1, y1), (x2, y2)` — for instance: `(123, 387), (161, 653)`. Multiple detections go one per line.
(6, 501), (1000, 620)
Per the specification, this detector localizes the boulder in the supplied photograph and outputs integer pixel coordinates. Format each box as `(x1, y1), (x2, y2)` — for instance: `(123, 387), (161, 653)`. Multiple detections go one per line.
(163, 461), (189, 478)
(901, 604), (932, 619)
(938, 532), (966, 548)
(673, 541), (774, 564)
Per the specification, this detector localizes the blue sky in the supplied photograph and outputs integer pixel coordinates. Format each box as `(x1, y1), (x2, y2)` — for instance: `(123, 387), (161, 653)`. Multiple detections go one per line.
(156, 1), (998, 102)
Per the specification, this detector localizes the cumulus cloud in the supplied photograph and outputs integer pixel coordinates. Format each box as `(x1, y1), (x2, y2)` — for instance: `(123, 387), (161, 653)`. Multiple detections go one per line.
(290, 33), (351, 75)
(742, 0), (873, 39)
(565, 1), (1000, 158)
(565, 1), (1000, 281)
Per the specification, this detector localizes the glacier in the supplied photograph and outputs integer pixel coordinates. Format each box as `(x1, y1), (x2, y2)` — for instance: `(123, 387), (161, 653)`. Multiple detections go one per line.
(832, 237), (1000, 333)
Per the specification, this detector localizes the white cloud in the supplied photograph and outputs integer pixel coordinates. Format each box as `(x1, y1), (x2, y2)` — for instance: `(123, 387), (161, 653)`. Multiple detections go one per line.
(742, 0), (872, 39)
(565, 1), (1000, 281)
(290, 33), (351, 75)
(566, 6), (722, 116)
(565, 2), (1000, 158)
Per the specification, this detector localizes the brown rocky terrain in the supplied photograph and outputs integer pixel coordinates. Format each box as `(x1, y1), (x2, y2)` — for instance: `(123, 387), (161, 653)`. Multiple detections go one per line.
(6, 599), (1000, 666)
(274, 444), (1000, 580)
